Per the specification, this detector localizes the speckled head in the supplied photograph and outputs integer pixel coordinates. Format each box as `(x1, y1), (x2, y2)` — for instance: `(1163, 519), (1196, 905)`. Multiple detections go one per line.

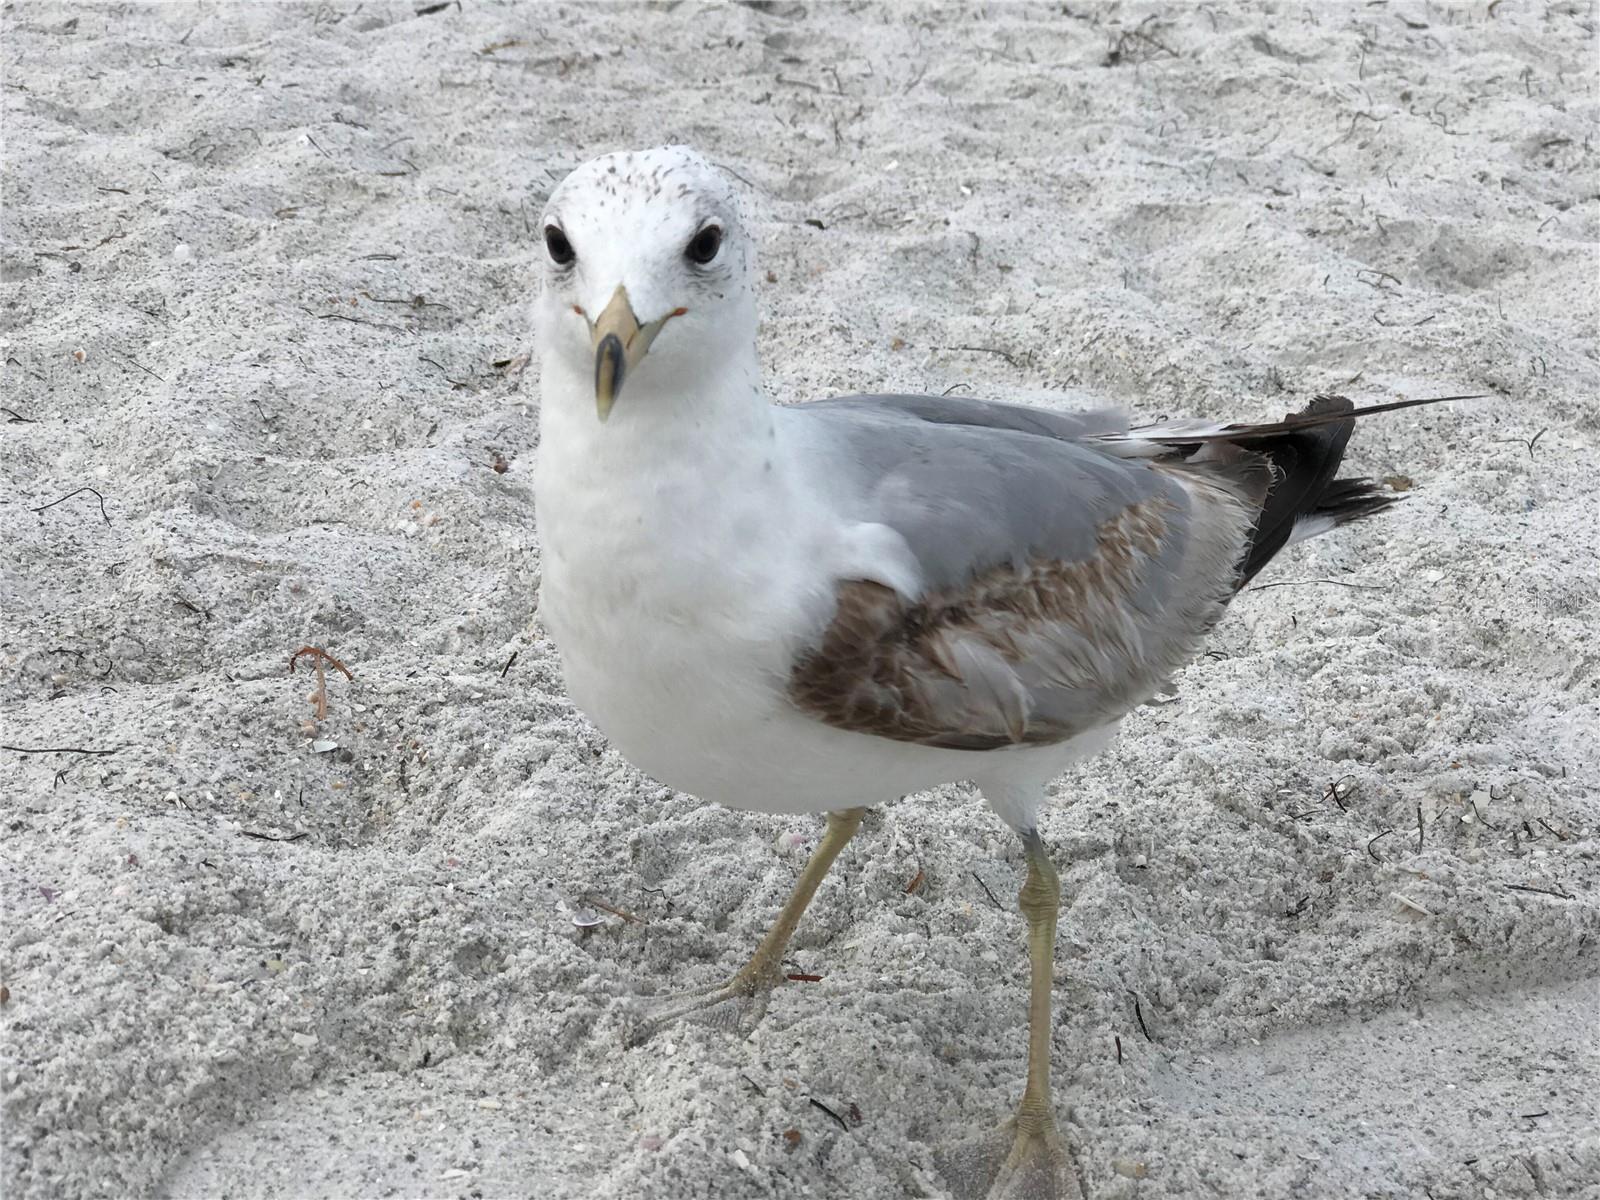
(536, 146), (758, 422)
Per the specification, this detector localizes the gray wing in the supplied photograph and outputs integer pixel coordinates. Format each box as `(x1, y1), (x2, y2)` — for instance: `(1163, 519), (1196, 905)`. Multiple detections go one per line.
(783, 393), (1265, 751)
(805, 392), (1128, 444)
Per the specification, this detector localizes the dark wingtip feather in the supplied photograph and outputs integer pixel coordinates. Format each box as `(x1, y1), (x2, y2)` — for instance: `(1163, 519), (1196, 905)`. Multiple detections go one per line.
(1232, 397), (1358, 583)
(1315, 476), (1400, 525)
(1124, 390), (1457, 583)
(1123, 392), (1487, 447)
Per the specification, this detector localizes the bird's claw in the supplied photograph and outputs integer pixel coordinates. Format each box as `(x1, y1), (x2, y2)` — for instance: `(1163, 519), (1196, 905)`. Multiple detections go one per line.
(936, 1115), (1083, 1200)
(621, 969), (778, 1048)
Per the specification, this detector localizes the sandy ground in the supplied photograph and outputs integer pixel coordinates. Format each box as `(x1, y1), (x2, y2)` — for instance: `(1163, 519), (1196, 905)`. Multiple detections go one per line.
(3, 2), (1599, 1198)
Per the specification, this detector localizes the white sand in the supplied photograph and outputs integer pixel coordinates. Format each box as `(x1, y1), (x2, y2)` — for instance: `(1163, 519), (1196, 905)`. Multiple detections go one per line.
(4, 3), (1598, 1198)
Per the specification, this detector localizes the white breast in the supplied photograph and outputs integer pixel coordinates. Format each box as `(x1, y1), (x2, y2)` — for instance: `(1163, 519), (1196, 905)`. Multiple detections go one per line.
(534, 384), (838, 804)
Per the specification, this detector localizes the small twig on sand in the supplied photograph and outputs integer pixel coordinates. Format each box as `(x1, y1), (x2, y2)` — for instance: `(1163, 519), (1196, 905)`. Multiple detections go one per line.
(114, 350), (164, 380)
(289, 646), (354, 720)
(1367, 828), (1394, 862)
(970, 870), (1003, 909)
(808, 1097), (850, 1132)
(1247, 578), (1389, 594)
(30, 486), (111, 526)
(1495, 428), (1548, 458)
(1505, 882), (1574, 900)
(582, 895), (645, 925)
(298, 306), (408, 333)
(942, 344), (1022, 369)
(1324, 774), (1357, 812)
(241, 829), (309, 843)
(1129, 991), (1153, 1042)
(6, 743), (122, 791)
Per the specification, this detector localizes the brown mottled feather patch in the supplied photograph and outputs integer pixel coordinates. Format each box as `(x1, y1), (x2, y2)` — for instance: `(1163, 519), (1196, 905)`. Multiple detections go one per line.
(790, 498), (1182, 750)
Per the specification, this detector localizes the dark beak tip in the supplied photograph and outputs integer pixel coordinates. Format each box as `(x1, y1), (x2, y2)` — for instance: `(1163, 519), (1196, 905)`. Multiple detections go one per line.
(595, 331), (626, 395)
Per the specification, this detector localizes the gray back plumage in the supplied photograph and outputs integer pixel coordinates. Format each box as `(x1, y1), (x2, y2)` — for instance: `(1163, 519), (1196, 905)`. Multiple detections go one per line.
(793, 394), (1167, 588)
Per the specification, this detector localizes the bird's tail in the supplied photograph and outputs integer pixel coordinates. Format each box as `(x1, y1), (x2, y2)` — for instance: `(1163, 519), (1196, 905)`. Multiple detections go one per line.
(1225, 395), (1382, 584)
(1095, 391), (1482, 585)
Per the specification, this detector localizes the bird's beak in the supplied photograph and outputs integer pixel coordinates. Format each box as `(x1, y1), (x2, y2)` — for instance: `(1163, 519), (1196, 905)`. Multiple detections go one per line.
(590, 285), (678, 422)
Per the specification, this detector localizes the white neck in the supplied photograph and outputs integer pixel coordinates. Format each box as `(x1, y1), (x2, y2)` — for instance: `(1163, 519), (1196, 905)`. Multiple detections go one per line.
(539, 340), (768, 460)
(533, 344), (787, 582)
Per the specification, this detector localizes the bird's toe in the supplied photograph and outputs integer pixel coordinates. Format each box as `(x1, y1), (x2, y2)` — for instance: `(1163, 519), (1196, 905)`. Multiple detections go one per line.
(936, 1115), (1084, 1200)
(620, 973), (776, 1048)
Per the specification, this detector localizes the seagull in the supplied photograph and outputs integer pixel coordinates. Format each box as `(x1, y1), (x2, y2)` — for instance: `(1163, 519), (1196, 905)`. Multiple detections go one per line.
(533, 146), (1469, 1199)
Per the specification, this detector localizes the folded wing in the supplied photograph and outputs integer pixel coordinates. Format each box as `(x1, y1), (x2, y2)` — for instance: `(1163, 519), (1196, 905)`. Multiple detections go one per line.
(786, 393), (1266, 750)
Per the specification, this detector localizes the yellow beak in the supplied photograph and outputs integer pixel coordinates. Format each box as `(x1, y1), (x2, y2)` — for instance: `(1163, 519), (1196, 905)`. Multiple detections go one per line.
(590, 285), (677, 422)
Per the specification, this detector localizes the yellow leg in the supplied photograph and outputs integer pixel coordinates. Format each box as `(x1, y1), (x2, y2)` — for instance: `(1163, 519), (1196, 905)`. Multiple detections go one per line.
(988, 831), (1081, 1200)
(625, 807), (865, 1046)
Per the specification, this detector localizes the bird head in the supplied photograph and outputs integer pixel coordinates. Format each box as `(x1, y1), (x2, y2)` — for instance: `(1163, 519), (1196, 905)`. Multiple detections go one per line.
(534, 146), (759, 423)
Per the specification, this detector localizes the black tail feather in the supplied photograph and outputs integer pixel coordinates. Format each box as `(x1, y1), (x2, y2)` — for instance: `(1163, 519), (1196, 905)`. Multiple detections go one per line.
(1123, 390), (1470, 584)
(1234, 395), (1364, 583)
(1129, 391), (1486, 445)
(1313, 476), (1399, 526)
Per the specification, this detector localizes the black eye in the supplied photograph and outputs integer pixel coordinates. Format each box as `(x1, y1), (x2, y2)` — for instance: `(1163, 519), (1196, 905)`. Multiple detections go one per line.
(544, 225), (574, 266)
(686, 224), (722, 265)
